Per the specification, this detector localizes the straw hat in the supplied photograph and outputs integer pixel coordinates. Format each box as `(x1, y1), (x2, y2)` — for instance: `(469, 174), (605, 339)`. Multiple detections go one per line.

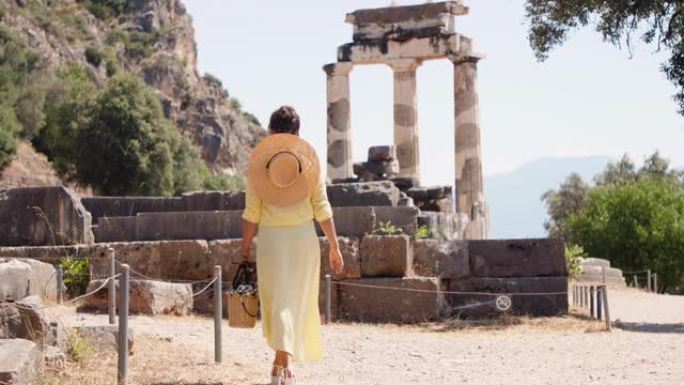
(247, 133), (320, 206)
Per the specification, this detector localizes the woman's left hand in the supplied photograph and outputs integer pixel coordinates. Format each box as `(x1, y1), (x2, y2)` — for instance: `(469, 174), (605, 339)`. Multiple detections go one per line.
(329, 247), (344, 275)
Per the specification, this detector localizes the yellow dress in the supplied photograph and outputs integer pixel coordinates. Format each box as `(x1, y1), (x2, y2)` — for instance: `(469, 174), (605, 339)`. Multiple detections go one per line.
(242, 175), (332, 362)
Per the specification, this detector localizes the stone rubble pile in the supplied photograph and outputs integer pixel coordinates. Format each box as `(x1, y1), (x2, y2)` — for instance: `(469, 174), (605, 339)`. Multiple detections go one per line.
(0, 258), (64, 384)
(353, 146), (400, 182)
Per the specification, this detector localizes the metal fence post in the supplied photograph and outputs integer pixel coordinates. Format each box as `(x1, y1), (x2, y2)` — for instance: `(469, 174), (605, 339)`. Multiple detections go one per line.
(647, 269), (652, 292)
(117, 264), (129, 385)
(325, 274), (332, 323)
(589, 286), (595, 320)
(108, 248), (116, 325)
(653, 273), (658, 294)
(602, 285), (611, 331)
(214, 265), (222, 363)
(632, 275), (638, 288)
(57, 266), (64, 304)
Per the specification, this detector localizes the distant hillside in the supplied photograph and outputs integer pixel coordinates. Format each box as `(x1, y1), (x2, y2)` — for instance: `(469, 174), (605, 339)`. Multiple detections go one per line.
(485, 156), (612, 239)
(0, 0), (264, 176)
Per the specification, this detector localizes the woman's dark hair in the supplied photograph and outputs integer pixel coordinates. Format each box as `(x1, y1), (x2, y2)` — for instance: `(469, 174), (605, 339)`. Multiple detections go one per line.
(268, 106), (300, 135)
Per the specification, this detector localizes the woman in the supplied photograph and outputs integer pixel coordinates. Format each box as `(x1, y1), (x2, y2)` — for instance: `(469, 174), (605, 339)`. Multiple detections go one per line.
(241, 106), (345, 385)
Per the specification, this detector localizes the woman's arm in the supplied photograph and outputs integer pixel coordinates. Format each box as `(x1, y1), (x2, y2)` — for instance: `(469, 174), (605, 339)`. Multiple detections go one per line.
(319, 217), (344, 274)
(241, 219), (258, 261)
(311, 177), (344, 274)
(241, 182), (261, 261)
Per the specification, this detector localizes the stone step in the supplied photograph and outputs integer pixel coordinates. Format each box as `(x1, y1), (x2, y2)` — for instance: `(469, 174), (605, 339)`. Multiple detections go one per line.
(360, 235), (412, 278)
(336, 277), (444, 323)
(445, 277), (568, 318)
(468, 238), (567, 278)
(83, 182), (402, 221)
(581, 265), (623, 277)
(581, 258), (611, 268)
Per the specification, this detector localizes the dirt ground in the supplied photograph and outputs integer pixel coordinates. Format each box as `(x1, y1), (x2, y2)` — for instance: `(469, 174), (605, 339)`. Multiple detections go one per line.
(45, 287), (684, 385)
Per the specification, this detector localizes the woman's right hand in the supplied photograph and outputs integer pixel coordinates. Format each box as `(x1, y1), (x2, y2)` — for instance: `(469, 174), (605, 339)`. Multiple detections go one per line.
(329, 247), (344, 275)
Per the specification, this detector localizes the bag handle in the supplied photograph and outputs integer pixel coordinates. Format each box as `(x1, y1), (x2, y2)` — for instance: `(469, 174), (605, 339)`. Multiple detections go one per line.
(232, 261), (256, 291)
(241, 297), (258, 318)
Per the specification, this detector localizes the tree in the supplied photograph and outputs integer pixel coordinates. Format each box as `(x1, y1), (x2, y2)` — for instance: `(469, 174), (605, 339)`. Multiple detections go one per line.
(594, 154), (637, 186)
(568, 179), (684, 293)
(541, 173), (589, 240)
(0, 24), (45, 169)
(74, 74), (177, 196)
(525, 1), (684, 114)
(37, 65), (97, 182)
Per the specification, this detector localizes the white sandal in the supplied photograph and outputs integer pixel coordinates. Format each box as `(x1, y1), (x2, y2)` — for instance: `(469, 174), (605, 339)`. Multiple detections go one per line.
(271, 365), (283, 385)
(282, 368), (296, 385)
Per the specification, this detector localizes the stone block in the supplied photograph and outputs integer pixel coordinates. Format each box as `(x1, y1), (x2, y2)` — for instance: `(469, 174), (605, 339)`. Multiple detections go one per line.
(182, 191), (245, 211)
(468, 238), (568, 278)
(0, 339), (42, 385)
(318, 278), (338, 323)
(360, 235), (412, 277)
(582, 258), (610, 268)
(89, 240), (211, 281)
(581, 266), (623, 278)
(0, 259), (30, 301)
(0, 258), (58, 302)
(0, 186), (93, 247)
(14, 296), (50, 348)
(337, 277), (444, 323)
(82, 196), (184, 221)
(319, 237), (360, 279)
(326, 182), (400, 207)
(373, 206), (419, 235)
(69, 325), (134, 354)
(446, 277), (568, 317)
(368, 145), (396, 162)
(413, 239), (468, 279)
(84, 279), (193, 316)
(136, 210), (243, 241)
(95, 216), (137, 242)
(45, 346), (65, 370)
(316, 206), (375, 237)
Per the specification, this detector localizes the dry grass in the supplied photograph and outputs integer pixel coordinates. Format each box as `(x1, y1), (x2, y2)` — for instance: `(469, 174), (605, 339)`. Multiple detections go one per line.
(43, 334), (256, 385)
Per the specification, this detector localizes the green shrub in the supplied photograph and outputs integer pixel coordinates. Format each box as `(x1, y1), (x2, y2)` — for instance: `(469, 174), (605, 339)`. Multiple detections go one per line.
(84, 47), (103, 67)
(202, 172), (246, 191)
(565, 244), (585, 279)
(60, 256), (90, 297)
(415, 224), (431, 239)
(373, 221), (403, 236)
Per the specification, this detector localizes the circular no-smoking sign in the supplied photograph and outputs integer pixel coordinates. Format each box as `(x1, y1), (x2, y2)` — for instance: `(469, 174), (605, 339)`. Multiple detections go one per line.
(496, 295), (512, 311)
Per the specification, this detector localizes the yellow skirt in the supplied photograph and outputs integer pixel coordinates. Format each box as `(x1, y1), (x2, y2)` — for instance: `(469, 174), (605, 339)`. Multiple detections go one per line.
(256, 221), (323, 362)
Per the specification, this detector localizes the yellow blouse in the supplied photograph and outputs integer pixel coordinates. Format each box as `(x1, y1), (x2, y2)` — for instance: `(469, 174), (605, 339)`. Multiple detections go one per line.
(242, 175), (333, 227)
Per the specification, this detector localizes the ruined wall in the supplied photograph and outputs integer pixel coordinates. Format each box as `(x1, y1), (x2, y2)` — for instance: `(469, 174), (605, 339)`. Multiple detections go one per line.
(0, 187), (93, 247)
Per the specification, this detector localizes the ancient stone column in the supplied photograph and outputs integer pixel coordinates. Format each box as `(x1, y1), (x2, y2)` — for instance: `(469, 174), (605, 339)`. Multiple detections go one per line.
(389, 59), (421, 185)
(324, 62), (354, 181)
(452, 56), (488, 239)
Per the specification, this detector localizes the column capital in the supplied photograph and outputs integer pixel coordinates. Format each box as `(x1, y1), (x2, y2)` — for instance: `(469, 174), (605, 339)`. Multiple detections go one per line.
(387, 58), (422, 72)
(449, 53), (486, 65)
(323, 62), (354, 76)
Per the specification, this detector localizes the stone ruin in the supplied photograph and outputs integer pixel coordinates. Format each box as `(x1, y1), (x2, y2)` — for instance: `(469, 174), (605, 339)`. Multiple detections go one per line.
(324, 0), (489, 239)
(0, 10), (570, 375)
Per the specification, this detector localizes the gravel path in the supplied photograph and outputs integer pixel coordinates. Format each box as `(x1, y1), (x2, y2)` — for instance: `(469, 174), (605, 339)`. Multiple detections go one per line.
(49, 287), (684, 385)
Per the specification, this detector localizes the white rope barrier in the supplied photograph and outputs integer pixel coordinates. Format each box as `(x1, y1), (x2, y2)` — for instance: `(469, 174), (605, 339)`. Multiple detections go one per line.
(191, 277), (218, 297)
(331, 280), (568, 296)
(10, 274), (121, 310)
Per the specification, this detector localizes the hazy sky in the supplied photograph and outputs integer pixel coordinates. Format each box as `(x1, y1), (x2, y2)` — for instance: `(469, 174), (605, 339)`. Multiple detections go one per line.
(185, 0), (684, 186)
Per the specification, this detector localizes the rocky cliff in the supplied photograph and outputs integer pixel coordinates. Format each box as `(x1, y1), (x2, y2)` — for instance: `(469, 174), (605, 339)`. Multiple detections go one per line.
(0, 0), (265, 175)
